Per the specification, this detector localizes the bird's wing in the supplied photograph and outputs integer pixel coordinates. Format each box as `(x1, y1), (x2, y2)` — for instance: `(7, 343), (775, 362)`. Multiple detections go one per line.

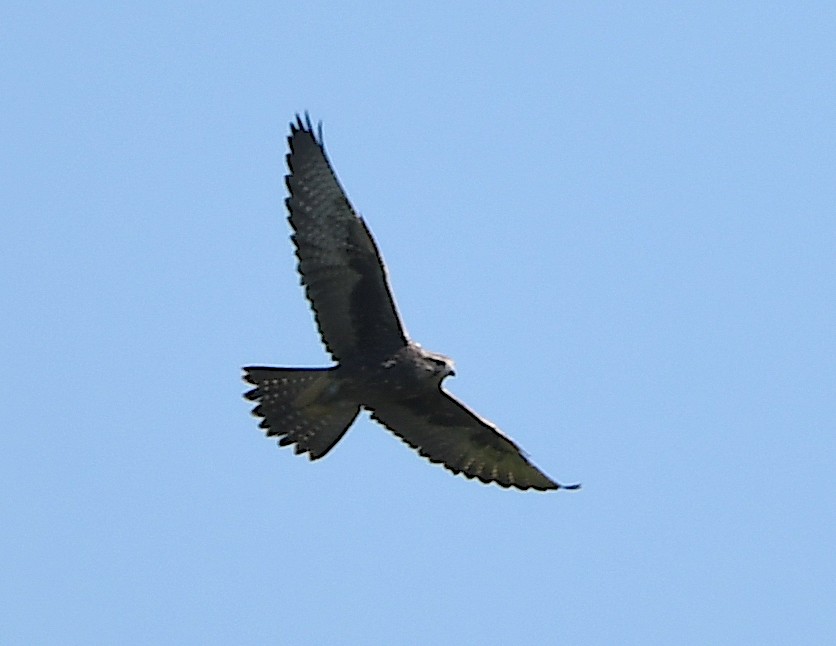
(285, 114), (407, 363)
(369, 389), (577, 491)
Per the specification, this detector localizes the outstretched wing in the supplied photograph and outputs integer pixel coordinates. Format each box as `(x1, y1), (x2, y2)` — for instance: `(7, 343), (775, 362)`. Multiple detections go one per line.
(285, 114), (407, 363)
(369, 390), (578, 491)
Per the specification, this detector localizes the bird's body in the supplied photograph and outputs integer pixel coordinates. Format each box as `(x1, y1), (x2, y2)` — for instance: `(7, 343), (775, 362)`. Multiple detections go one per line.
(244, 114), (578, 492)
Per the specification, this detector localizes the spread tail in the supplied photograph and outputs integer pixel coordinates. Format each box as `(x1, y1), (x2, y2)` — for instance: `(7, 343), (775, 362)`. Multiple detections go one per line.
(243, 367), (360, 459)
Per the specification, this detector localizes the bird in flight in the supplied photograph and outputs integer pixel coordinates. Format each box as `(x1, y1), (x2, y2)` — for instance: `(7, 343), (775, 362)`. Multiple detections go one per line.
(243, 114), (579, 492)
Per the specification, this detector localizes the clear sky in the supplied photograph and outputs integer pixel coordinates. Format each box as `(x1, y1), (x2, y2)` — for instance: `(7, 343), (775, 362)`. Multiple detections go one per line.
(2, 3), (834, 644)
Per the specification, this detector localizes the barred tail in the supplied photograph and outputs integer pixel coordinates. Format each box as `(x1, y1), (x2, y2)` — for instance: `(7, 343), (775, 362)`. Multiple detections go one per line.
(243, 366), (360, 460)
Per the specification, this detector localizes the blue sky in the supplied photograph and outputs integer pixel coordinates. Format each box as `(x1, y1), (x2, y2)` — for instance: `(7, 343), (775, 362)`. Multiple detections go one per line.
(2, 2), (834, 644)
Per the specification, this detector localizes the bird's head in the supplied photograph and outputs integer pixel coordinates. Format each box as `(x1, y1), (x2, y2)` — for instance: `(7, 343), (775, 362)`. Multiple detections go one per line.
(423, 349), (456, 382)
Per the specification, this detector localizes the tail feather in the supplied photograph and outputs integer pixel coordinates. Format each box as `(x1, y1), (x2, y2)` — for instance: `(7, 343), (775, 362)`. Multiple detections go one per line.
(243, 367), (359, 460)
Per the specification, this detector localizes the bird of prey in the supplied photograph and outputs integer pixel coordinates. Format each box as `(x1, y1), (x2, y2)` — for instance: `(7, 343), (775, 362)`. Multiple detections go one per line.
(243, 114), (579, 492)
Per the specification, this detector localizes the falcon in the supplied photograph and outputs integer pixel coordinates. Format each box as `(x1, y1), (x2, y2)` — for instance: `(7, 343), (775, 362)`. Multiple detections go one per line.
(243, 114), (579, 492)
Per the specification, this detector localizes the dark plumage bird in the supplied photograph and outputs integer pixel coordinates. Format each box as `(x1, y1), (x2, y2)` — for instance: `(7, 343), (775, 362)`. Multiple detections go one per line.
(243, 114), (579, 492)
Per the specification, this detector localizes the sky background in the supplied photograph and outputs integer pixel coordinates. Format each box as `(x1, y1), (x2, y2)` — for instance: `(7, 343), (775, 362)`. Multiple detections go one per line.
(2, 2), (835, 644)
